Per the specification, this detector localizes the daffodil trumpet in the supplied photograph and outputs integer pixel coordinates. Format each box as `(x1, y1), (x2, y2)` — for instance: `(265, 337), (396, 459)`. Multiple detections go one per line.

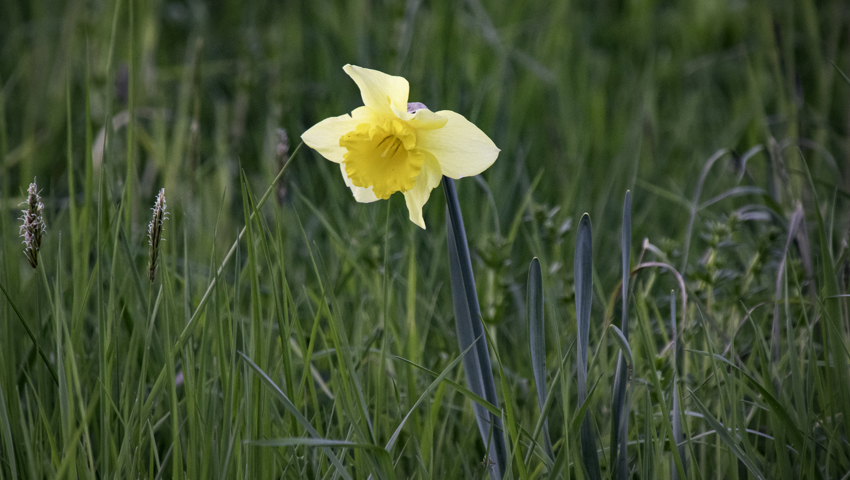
(301, 65), (499, 229)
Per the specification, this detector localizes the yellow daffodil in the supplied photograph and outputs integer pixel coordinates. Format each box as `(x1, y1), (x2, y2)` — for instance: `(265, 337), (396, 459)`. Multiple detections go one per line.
(302, 65), (499, 229)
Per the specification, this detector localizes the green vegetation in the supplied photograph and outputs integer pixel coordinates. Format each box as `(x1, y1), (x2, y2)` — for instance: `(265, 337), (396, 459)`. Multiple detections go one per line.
(1, 0), (849, 478)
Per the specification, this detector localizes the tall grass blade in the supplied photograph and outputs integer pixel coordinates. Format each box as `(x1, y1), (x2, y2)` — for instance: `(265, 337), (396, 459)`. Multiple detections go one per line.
(139, 143), (302, 420)
(443, 177), (506, 479)
(386, 337), (480, 452)
(0, 382), (17, 480)
(239, 352), (353, 480)
(608, 326), (632, 368)
(527, 257), (553, 461)
(772, 204), (805, 364)
(689, 390), (766, 480)
(249, 438), (388, 450)
(670, 291), (686, 479)
(239, 171), (266, 480)
(487, 327), (529, 479)
(681, 149), (730, 275)
(394, 357), (501, 417)
(610, 190), (631, 479)
(525, 359), (563, 468)
(707, 352), (805, 447)
(642, 387), (655, 479)
(574, 213), (601, 480)
(0, 281), (58, 384)
(802, 159), (850, 443)
(635, 295), (687, 480)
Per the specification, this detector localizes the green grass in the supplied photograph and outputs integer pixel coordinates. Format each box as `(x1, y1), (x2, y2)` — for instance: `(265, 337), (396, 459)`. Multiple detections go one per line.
(1, 0), (850, 478)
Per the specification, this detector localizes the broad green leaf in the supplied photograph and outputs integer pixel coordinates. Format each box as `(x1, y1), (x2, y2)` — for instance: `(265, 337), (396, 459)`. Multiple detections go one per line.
(527, 257), (553, 460)
(444, 177), (507, 478)
(574, 213), (601, 480)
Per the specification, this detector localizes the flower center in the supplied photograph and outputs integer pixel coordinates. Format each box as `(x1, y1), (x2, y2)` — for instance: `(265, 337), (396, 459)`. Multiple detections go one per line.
(339, 119), (423, 199)
(377, 135), (403, 158)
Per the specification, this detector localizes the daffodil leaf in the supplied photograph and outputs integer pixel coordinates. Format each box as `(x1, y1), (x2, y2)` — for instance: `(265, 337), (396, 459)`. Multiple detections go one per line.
(527, 257), (554, 461)
(575, 213), (602, 480)
(443, 176), (507, 479)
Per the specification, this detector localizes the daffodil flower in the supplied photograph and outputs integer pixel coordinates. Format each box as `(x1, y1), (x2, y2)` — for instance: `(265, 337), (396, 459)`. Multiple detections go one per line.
(301, 65), (499, 229)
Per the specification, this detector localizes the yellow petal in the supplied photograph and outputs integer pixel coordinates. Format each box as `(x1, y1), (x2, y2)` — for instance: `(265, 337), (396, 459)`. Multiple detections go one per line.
(301, 106), (375, 163)
(416, 110), (499, 179)
(340, 164), (380, 203)
(402, 152), (443, 229)
(343, 65), (409, 116)
(406, 108), (448, 131)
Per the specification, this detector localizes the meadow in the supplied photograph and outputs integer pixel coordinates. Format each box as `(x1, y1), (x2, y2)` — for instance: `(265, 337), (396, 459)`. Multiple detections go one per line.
(1, 0), (849, 478)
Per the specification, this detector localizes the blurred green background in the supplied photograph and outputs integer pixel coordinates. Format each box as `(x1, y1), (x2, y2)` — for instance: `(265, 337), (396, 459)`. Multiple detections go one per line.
(3, 0), (847, 250)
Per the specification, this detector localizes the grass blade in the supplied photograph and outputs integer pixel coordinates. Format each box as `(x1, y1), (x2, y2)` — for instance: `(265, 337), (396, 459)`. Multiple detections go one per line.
(140, 142), (303, 421)
(0, 281), (58, 384)
(610, 190), (631, 479)
(486, 327), (529, 479)
(608, 325), (633, 368)
(707, 353), (805, 447)
(394, 357), (501, 417)
(802, 159), (850, 443)
(0, 381), (18, 480)
(635, 295), (688, 480)
(248, 438), (387, 450)
(386, 337), (480, 452)
(681, 148), (731, 274)
(689, 390), (766, 480)
(670, 291), (686, 480)
(772, 203), (805, 363)
(239, 351), (353, 480)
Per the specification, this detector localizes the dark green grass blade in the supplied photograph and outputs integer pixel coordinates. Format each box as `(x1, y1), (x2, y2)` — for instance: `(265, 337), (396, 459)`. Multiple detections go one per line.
(642, 387), (655, 479)
(635, 296), (687, 480)
(690, 390), (766, 480)
(443, 176), (507, 479)
(254, 439), (395, 477)
(829, 59), (850, 86)
(575, 213), (601, 480)
(525, 358), (564, 467)
(527, 257), (553, 460)
(802, 159), (850, 443)
(248, 438), (387, 450)
(0, 281), (58, 384)
(572, 374), (603, 434)
(621, 191), (632, 332)
(394, 357), (501, 417)
(239, 171), (267, 480)
(0, 381), (18, 480)
(140, 143), (303, 421)
(706, 352), (805, 447)
(680, 149), (731, 274)
(239, 351), (353, 480)
(772, 204), (805, 363)
(386, 337), (480, 452)
(670, 292), (686, 480)
(486, 327), (529, 479)
(608, 325), (633, 368)
(610, 190), (631, 480)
